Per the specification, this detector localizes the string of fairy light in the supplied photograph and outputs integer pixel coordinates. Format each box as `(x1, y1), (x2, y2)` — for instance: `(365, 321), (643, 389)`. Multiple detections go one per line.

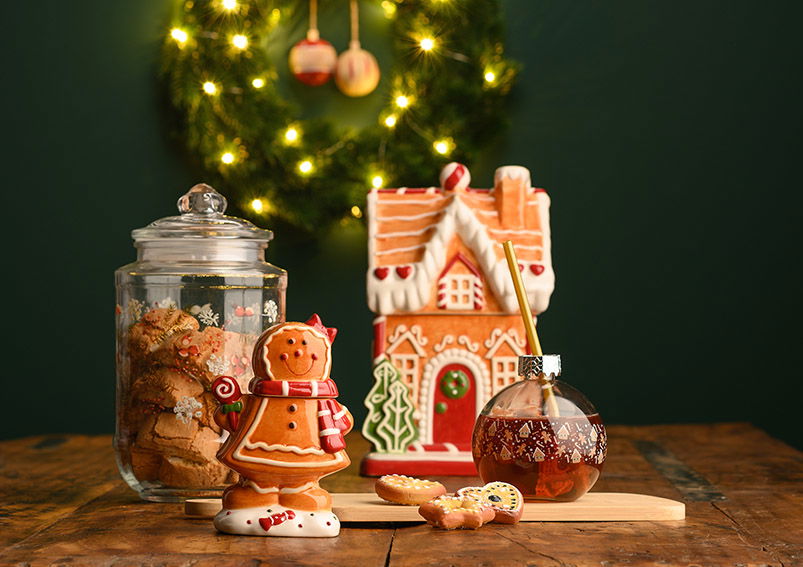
(163, 0), (517, 227)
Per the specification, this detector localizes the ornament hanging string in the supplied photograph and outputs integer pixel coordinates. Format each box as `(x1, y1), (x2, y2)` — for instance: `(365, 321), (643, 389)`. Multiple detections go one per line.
(308, 0), (318, 41)
(349, 0), (359, 48)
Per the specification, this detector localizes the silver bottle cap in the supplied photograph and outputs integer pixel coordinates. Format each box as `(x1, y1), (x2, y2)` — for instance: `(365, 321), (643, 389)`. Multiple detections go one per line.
(518, 355), (561, 380)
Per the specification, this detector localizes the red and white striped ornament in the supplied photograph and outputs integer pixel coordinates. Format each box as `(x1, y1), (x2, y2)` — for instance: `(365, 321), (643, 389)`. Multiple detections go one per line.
(439, 162), (471, 192)
(288, 0), (337, 86)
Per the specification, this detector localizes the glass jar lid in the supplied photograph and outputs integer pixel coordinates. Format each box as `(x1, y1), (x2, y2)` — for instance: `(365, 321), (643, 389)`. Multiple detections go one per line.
(131, 183), (273, 243)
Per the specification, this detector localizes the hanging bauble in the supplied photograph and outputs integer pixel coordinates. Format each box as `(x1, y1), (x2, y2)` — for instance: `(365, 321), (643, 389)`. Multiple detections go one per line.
(336, 41), (380, 97)
(288, 0), (336, 86)
(335, 0), (380, 97)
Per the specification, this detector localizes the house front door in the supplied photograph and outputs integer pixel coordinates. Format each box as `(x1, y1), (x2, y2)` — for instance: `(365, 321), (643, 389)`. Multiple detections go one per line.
(432, 363), (476, 448)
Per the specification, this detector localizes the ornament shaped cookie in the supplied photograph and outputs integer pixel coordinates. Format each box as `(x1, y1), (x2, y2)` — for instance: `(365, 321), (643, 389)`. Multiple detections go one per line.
(375, 475), (446, 505)
(457, 481), (524, 524)
(418, 495), (495, 530)
(211, 314), (353, 537)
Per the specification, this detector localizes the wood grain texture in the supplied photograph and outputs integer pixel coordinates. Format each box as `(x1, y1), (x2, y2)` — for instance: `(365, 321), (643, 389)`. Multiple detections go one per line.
(187, 492), (685, 522)
(1, 424), (801, 567)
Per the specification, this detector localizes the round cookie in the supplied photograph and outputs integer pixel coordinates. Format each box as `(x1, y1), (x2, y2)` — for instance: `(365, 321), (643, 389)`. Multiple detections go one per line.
(418, 495), (496, 530)
(375, 474), (447, 506)
(457, 481), (524, 524)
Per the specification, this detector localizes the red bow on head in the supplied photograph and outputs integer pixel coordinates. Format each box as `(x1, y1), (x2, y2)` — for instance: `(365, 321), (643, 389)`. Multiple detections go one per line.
(306, 313), (337, 344)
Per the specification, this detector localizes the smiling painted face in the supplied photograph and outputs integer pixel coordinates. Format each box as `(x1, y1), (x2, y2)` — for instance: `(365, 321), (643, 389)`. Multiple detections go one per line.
(252, 322), (332, 382)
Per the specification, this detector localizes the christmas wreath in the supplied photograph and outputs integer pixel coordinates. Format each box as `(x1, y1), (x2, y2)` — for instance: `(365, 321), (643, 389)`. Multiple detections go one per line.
(162, 0), (519, 229)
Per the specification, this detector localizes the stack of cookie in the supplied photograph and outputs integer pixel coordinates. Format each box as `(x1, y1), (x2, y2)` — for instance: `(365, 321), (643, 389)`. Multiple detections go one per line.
(375, 474), (524, 529)
(121, 308), (256, 489)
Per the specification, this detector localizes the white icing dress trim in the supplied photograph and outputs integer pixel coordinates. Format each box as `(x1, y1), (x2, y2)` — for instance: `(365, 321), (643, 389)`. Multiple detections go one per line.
(319, 428), (340, 437)
(233, 398), (344, 467)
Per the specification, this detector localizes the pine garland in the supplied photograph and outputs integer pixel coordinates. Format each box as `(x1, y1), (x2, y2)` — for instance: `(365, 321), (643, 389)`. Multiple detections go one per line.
(161, 0), (519, 229)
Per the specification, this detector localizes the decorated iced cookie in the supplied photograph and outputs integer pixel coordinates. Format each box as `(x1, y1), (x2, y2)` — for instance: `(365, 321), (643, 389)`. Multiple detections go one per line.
(375, 474), (447, 505)
(211, 314), (353, 538)
(456, 481), (524, 524)
(418, 495), (495, 530)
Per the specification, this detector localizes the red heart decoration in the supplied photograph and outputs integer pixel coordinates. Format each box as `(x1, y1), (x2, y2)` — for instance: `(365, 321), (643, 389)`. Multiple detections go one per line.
(396, 266), (412, 279)
(374, 267), (389, 280)
(530, 264), (545, 276)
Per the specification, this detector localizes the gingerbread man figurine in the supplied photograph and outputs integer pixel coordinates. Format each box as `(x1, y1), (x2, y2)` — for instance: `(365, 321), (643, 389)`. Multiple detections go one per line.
(211, 314), (352, 537)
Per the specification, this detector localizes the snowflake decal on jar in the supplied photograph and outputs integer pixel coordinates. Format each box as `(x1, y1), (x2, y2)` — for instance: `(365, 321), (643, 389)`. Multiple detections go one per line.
(174, 396), (203, 424)
(127, 299), (146, 322)
(154, 297), (178, 310)
(263, 299), (278, 323)
(206, 353), (230, 376)
(191, 303), (219, 327)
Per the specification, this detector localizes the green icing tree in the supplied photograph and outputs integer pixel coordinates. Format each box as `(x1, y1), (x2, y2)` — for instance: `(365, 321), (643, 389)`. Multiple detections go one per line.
(377, 381), (418, 453)
(362, 357), (418, 453)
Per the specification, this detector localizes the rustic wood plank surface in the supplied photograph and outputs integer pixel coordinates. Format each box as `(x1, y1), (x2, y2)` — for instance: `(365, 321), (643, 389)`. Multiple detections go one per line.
(1, 424), (801, 566)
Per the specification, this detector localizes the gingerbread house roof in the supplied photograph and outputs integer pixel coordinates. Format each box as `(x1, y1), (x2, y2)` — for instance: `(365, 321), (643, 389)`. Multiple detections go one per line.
(366, 165), (555, 315)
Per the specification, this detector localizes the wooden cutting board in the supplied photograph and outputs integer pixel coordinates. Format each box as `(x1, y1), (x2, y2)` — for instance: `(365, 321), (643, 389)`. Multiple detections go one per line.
(186, 492), (685, 522)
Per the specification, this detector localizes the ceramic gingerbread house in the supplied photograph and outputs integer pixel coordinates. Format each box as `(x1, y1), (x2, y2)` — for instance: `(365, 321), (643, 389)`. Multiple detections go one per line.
(361, 163), (555, 475)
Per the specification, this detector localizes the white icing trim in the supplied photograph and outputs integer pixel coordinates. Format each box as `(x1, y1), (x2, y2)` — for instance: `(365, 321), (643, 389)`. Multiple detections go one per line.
(488, 228), (543, 236)
(319, 428), (340, 436)
(262, 324), (332, 381)
(333, 408), (347, 420)
(376, 225), (437, 239)
(363, 451), (472, 463)
(457, 335), (479, 353)
(419, 348), (491, 445)
(484, 328), (526, 359)
(280, 482), (315, 494)
(494, 165), (531, 187)
(443, 443), (459, 453)
(233, 398), (344, 468)
(317, 409), (331, 416)
(385, 325), (427, 357)
(376, 210), (444, 222)
(366, 188), (554, 315)
(375, 243), (427, 256)
(244, 480), (279, 493)
(310, 381), (318, 397)
(433, 335), (454, 353)
(378, 197), (449, 205)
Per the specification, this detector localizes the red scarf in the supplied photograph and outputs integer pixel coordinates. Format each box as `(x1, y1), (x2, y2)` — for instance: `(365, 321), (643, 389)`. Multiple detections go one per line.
(250, 378), (350, 453)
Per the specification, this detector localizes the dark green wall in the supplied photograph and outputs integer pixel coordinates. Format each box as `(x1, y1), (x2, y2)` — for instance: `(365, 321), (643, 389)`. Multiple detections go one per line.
(3, 1), (801, 448)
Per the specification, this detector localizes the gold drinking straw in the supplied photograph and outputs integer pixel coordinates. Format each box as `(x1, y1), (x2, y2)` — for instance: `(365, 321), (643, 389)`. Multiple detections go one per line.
(502, 240), (560, 417)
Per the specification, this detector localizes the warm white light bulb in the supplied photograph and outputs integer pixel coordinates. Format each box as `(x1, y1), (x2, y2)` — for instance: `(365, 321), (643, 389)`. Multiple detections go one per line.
(221, 152), (235, 164)
(384, 115), (397, 128)
(351, 205), (363, 218)
(251, 78), (265, 89)
(395, 95), (409, 108)
(202, 81), (218, 95)
(284, 128), (299, 143)
(231, 34), (248, 50)
(372, 175), (384, 188)
(420, 38), (435, 51)
(170, 28), (188, 44)
(484, 71), (496, 83)
(433, 140), (449, 155)
(298, 160), (313, 174)
(251, 199), (264, 213)
(222, 0), (237, 11)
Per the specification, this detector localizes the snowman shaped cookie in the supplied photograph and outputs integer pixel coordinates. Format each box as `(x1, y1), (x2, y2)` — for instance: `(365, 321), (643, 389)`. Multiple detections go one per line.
(211, 314), (352, 537)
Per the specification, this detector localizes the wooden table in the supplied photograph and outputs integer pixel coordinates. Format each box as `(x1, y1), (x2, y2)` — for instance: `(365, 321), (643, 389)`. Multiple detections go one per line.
(1, 423), (801, 566)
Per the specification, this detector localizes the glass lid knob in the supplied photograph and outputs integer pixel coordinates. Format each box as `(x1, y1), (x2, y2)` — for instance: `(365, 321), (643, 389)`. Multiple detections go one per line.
(177, 183), (227, 216)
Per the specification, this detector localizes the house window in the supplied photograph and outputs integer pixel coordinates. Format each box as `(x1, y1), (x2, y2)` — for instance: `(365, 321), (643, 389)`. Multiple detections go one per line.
(391, 354), (420, 403)
(491, 356), (518, 394)
(443, 274), (477, 310)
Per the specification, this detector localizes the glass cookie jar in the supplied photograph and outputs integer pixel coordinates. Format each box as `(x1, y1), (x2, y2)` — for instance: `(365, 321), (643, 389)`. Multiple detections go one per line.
(472, 355), (607, 502)
(114, 183), (287, 502)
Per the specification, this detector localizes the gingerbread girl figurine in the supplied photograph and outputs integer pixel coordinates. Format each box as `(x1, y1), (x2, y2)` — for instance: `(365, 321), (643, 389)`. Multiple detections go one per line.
(211, 314), (353, 537)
